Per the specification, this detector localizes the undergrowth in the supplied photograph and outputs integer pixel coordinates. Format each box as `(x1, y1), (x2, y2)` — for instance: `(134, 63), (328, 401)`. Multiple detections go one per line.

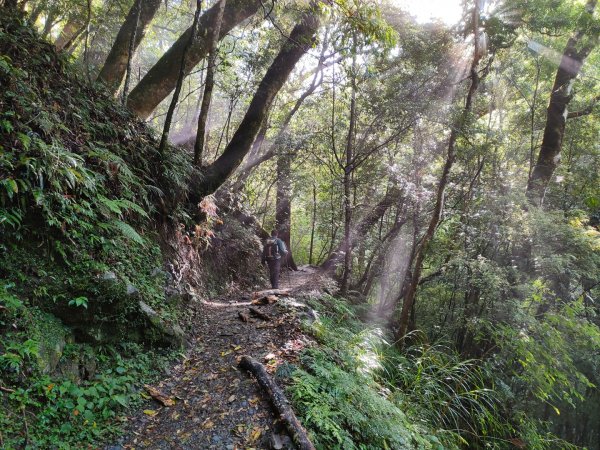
(287, 294), (565, 449)
(0, 12), (185, 447)
(0, 283), (173, 448)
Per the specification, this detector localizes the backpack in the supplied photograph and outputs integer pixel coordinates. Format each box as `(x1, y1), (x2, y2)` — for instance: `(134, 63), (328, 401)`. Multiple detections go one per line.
(264, 238), (280, 260)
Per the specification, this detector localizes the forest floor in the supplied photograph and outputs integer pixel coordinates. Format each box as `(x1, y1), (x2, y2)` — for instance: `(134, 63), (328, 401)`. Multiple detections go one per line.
(112, 266), (323, 450)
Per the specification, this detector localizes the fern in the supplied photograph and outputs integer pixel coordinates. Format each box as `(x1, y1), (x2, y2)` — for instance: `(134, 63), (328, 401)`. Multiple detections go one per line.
(111, 220), (144, 245)
(0, 208), (23, 229)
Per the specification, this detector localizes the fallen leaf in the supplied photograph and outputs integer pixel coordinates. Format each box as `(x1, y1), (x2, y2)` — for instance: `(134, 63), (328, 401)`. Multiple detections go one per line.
(203, 419), (214, 429)
(144, 385), (176, 407)
(264, 353), (276, 361)
(143, 409), (158, 416)
(250, 427), (262, 441)
(228, 395), (236, 403)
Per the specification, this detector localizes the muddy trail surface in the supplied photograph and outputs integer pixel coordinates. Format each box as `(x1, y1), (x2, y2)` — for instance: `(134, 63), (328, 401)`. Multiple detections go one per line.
(114, 266), (323, 450)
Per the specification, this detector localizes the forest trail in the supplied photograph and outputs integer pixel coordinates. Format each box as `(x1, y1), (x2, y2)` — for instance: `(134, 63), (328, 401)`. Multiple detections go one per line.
(116, 266), (323, 450)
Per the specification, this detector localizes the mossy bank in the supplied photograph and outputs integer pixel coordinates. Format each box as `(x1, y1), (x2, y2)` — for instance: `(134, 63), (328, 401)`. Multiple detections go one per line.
(0, 11), (263, 448)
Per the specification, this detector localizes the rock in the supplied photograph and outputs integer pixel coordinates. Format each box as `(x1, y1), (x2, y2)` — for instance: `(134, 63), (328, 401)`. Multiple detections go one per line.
(164, 285), (183, 304)
(300, 308), (319, 324)
(36, 313), (71, 374)
(139, 301), (185, 347)
(269, 433), (294, 450)
(280, 297), (308, 309)
(126, 283), (139, 296)
(102, 271), (117, 281)
(150, 267), (164, 277)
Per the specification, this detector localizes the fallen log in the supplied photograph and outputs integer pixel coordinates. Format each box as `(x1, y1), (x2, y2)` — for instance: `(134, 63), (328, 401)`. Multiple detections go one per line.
(252, 289), (291, 299)
(249, 307), (271, 321)
(238, 355), (316, 450)
(252, 294), (278, 305)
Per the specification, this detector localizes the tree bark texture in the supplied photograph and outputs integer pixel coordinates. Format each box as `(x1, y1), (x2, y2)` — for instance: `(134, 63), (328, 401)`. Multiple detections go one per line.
(194, 0), (226, 166)
(526, 0), (598, 205)
(238, 355), (316, 450)
(97, 0), (162, 94)
(188, 5), (320, 202)
(127, 0), (261, 119)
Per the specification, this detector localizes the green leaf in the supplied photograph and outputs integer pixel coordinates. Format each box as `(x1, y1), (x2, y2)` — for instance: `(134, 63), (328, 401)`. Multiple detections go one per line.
(111, 220), (144, 245)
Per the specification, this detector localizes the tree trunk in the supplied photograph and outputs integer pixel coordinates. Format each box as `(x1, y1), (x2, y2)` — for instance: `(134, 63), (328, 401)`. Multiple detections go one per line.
(309, 182), (317, 265)
(276, 147), (298, 270)
(41, 10), (56, 38)
(194, 0), (226, 166)
(228, 51), (327, 190)
(188, 4), (320, 202)
(127, 0), (262, 119)
(321, 185), (401, 272)
(54, 18), (83, 50)
(526, 0), (598, 205)
(97, 0), (162, 94)
(396, 2), (484, 341)
(121, 0), (142, 104)
(158, 0), (202, 154)
(339, 44), (357, 296)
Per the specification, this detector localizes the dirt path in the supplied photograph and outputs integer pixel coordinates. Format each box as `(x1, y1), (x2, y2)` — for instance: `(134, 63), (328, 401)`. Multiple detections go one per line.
(115, 266), (322, 450)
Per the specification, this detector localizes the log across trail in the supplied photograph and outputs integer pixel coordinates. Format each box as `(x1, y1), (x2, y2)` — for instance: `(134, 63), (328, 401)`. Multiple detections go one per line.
(118, 267), (320, 449)
(239, 355), (316, 450)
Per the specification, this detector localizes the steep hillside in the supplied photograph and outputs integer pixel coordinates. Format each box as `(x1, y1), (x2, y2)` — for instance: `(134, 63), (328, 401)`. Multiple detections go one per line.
(0, 12), (263, 447)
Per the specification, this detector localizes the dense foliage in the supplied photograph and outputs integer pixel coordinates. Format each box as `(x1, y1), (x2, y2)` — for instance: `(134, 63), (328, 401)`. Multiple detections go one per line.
(0, 0), (599, 447)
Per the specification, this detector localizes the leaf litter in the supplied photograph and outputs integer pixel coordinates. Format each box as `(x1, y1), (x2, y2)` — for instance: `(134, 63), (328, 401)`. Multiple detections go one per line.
(115, 269), (320, 449)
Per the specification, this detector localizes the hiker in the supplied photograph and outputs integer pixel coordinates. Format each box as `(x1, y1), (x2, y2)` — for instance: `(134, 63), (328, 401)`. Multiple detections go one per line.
(261, 229), (288, 289)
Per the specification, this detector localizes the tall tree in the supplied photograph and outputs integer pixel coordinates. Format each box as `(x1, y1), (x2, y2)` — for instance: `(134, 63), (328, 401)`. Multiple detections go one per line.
(339, 40), (357, 295)
(127, 0), (263, 119)
(526, 0), (598, 205)
(97, 0), (162, 95)
(158, 0), (202, 154)
(275, 146), (298, 270)
(188, 3), (321, 202)
(396, 1), (486, 340)
(194, 0), (226, 166)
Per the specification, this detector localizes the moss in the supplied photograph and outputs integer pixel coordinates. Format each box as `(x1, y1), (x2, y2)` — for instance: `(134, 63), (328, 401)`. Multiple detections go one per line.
(32, 310), (72, 374)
